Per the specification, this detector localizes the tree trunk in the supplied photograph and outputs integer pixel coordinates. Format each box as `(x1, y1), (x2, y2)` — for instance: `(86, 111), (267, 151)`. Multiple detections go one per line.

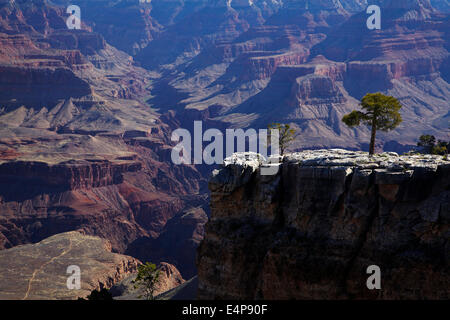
(369, 120), (377, 156)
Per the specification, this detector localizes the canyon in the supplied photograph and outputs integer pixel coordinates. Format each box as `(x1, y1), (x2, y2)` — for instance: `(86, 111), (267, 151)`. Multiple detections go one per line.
(0, 0), (209, 285)
(0, 0), (448, 299)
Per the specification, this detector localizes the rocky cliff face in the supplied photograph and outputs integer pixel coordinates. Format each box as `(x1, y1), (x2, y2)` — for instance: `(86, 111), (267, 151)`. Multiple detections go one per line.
(0, 159), (141, 190)
(197, 150), (450, 299)
(0, 65), (92, 105)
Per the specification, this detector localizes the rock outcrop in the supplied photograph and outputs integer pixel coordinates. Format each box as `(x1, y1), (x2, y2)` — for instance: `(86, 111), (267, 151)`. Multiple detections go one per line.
(110, 262), (186, 300)
(156, 276), (199, 300)
(0, 231), (140, 300)
(197, 150), (450, 299)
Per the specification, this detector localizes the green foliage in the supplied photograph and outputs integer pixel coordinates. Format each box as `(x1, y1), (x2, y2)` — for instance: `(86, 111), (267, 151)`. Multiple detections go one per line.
(342, 93), (403, 155)
(432, 140), (448, 156)
(432, 143), (448, 156)
(417, 134), (436, 153)
(267, 122), (297, 155)
(342, 93), (403, 130)
(133, 262), (161, 300)
(417, 135), (449, 156)
(341, 110), (364, 127)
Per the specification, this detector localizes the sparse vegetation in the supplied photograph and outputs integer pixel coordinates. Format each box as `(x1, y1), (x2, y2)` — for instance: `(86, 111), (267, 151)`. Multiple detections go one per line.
(342, 93), (402, 156)
(267, 123), (297, 155)
(417, 134), (449, 156)
(133, 262), (161, 300)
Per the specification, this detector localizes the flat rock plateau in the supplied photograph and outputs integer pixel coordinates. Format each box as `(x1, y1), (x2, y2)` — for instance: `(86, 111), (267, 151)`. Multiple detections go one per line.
(0, 231), (139, 300)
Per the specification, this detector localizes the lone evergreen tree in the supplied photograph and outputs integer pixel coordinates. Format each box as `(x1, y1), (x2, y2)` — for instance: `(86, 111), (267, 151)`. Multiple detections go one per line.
(133, 262), (161, 300)
(342, 93), (402, 155)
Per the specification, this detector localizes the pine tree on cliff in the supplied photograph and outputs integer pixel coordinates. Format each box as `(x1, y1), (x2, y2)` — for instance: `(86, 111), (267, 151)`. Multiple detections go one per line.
(342, 93), (402, 155)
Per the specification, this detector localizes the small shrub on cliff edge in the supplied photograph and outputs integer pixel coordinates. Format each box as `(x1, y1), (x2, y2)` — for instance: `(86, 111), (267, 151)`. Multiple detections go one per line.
(417, 134), (449, 156)
(267, 123), (297, 155)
